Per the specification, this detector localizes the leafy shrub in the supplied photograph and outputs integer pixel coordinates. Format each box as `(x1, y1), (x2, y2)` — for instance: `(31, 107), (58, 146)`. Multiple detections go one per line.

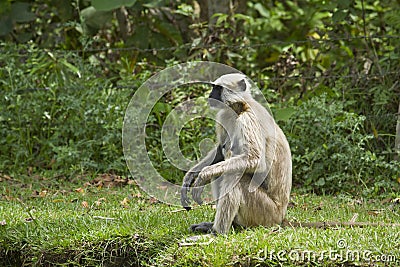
(284, 94), (400, 196)
(144, 84), (215, 185)
(0, 44), (146, 175)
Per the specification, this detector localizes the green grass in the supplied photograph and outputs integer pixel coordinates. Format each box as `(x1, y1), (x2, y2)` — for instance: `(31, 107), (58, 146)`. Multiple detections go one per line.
(1, 174), (399, 266)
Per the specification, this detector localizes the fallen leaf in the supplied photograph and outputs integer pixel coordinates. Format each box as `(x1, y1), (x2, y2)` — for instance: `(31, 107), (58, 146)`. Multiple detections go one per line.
(368, 209), (383, 216)
(83, 182), (92, 187)
(0, 220), (6, 226)
(39, 190), (47, 197)
(114, 178), (128, 184)
(0, 174), (12, 182)
(149, 197), (158, 204)
(91, 174), (128, 188)
(127, 179), (137, 185)
(52, 199), (65, 203)
(75, 188), (85, 193)
(392, 198), (400, 204)
(3, 195), (14, 201)
(120, 197), (130, 208)
(397, 177), (400, 184)
(81, 201), (89, 208)
(131, 193), (142, 198)
(381, 197), (392, 204)
(94, 198), (106, 206)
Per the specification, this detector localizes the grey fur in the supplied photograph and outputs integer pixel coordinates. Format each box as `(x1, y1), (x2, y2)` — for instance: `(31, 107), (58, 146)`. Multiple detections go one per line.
(181, 73), (292, 234)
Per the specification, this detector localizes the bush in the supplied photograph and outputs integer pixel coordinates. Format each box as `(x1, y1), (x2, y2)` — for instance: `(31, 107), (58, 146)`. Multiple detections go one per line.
(284, 94), (400, 196)
(0, 44), (139, 175)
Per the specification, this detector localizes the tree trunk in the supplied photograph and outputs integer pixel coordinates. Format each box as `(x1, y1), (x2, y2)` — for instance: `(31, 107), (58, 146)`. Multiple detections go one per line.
(197, 0), (246, 27)
(207, 0), (230, 26)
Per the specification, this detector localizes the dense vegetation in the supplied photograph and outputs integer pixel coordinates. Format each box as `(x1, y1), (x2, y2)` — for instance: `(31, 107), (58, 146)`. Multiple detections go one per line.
(1, 0), (399, 196)
(1, 1), (400, 266)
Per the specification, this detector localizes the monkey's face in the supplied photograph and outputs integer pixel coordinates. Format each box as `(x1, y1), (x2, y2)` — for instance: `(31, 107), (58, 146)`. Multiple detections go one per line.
(208, 85), (225, 108)
(208, 74), (250, 109)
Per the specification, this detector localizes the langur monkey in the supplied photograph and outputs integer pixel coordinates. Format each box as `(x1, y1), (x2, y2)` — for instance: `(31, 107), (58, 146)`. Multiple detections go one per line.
(181, 73), (292, 234)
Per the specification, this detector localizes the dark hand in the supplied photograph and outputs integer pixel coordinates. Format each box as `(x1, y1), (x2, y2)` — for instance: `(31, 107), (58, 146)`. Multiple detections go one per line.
(191, 176), (204, 205)
(180, 172), (198, 210)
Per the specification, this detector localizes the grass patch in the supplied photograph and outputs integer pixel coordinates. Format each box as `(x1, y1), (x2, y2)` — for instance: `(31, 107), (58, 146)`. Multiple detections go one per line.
(1, 174), (399, 266)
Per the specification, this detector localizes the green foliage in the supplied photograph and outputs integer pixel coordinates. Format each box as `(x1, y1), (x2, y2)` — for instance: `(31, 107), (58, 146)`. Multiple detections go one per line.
(91, 0), (137, 11)
(0, 0), (399, 197)
(0, 43), (141, 174)
(145, 84), (215, 184)
(0, 1), (35, 36)
(284, 94), (400, 196)
(0, 4), (400, 266)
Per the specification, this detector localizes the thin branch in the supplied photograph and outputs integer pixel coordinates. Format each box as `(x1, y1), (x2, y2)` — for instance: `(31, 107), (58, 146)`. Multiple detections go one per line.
(361, 0), (367, 38)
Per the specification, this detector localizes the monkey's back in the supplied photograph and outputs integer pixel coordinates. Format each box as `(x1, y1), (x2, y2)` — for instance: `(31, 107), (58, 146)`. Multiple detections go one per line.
(252, 99), (292, 214)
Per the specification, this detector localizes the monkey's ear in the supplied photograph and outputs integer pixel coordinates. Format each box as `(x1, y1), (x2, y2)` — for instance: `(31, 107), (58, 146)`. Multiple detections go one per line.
(237, 79), (247, 91)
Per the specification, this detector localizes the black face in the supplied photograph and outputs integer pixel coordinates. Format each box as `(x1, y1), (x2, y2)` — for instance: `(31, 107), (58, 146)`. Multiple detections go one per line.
(208, 85), (224, 108)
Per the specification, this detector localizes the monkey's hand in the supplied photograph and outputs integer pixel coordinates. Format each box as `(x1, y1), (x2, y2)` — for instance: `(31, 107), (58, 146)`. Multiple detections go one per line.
(181, 171), (198, 210)
(191, 165), (215, 205)
(191, 177), (205, 205)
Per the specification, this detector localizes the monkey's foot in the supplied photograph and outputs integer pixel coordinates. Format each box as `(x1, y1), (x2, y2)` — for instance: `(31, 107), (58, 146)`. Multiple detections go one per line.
(190, 222), (215, 234)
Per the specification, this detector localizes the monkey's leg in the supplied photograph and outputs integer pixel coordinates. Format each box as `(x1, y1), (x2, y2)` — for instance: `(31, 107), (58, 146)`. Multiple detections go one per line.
(189, 180), (218, 234)
(189, 178), (218, 234)
(212, 183), (241, 234)
(235, 184), (285, 227)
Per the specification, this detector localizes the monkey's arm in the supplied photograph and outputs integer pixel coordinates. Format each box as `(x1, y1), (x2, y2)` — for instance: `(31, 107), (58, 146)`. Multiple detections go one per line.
(196, 114), (267, 182)
(198, 155), (263, 179)
(181, 145), (224, 209)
